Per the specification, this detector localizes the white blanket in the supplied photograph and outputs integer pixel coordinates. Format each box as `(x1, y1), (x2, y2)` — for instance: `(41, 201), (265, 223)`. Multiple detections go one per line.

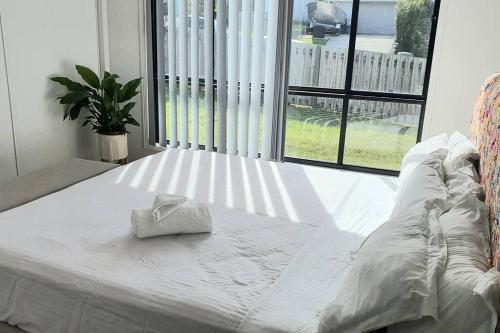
(0, 149), (397, 333)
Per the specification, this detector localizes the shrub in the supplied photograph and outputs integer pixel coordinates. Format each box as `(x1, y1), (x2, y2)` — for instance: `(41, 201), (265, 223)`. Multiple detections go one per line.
(395, 0), (433, 58)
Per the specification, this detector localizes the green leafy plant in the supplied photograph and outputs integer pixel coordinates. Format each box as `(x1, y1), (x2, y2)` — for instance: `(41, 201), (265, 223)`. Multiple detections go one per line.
(50, 65), (141, 134)
(395, 0), (433, 58)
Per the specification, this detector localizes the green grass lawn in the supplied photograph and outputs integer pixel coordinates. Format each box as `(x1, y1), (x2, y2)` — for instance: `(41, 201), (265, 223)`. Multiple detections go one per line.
(165, 94), (416, 171)
(284, 115), (415, 171)
(165, 92), (264, 149)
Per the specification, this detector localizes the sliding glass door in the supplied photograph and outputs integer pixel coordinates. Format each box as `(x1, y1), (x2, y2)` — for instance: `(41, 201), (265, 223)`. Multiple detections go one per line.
(152, 0), (282, 160)
(150, 0), (440, 175)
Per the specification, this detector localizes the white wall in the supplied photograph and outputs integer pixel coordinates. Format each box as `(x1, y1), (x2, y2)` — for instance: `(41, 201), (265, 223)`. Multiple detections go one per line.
(0, 0), (100, 176)
(104, 0), (156, 161)
(423, 0), (500, 138)
(0, 15), (17, 181)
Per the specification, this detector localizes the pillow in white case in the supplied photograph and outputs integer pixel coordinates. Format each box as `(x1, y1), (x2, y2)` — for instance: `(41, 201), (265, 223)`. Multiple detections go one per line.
(388, 194), (500, 333)
(444, 157), (484, 205)
(393, 151), (450, 217)
(400, 133), (448, 173)
(319, 202), (447, 333)
(443, 132), (483, 205)
(447, 131), (479, 161)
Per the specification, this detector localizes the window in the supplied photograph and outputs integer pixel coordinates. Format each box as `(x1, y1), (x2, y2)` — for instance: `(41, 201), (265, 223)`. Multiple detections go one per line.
(150, 0), (440, 175)
(150, 0), (276, 158)
(286, 0), (440, 174)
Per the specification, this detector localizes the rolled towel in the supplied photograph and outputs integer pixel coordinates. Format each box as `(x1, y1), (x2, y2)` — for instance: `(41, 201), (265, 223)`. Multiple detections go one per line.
(131, 201), (212, 239)
(152, 194), (187, 222)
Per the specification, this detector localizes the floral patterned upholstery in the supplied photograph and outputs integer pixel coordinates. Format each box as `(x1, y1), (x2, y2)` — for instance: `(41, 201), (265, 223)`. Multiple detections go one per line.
(469, 73), (500, 269)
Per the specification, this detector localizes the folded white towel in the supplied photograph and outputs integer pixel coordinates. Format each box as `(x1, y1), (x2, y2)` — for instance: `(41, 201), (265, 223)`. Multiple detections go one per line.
(152, 194), (187, 222)
(131, 201), (212, 239)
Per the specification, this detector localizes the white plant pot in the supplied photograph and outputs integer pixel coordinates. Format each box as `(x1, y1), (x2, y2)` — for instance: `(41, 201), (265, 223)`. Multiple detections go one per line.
(98, 132), (128, 162)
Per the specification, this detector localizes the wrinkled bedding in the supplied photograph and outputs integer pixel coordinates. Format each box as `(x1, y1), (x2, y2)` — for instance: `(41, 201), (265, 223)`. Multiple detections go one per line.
(0, 149), (397, 333)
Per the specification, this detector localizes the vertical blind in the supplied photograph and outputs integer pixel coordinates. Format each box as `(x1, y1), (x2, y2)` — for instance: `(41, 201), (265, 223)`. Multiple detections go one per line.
(160, 0), (280, 161)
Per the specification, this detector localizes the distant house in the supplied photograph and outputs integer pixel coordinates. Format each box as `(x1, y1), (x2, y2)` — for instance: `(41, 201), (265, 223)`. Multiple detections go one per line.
(338, 0), (397, 35)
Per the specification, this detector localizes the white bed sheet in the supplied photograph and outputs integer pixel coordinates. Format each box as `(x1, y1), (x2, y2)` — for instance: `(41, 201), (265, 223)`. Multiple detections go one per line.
(0, 149), (398, 333)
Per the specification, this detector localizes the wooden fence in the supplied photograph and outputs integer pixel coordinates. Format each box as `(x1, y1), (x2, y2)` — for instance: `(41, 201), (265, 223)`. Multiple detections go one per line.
(168, 34), (425, 125)
(288, 44), (427, 93)
(288, 42), (426, 125)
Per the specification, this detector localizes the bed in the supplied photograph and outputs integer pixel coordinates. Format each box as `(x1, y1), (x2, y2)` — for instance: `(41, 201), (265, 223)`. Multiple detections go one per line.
(0, 149), (397, 333)
(0, 73), (498, 333)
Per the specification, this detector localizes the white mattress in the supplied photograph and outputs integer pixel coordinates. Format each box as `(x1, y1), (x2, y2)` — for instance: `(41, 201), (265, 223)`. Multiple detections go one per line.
(0, 149), (398, 333)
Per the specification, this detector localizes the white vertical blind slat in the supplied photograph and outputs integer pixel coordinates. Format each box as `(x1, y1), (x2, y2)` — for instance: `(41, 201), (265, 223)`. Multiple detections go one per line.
(191, 0), (199, 150)
(261, 0), (279, 160)
(216, 0), (227, 153)
(204, 0), (214, 151)
(248, 0), (265, 159)
(167, 0), (177, 147)
(227, 0), (239, 155)
(179, 0), (189, 149)
(156, 0), (166, 146)
(237, 0), (251, 157)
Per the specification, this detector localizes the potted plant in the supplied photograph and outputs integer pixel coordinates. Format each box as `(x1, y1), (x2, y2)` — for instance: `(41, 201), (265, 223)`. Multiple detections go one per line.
(50, 65), (141, 164)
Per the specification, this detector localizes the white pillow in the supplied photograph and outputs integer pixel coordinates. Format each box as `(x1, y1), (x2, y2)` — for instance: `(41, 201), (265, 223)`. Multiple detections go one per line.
(447, 131), (479, 161)
(319, 202), (447, 333)
(443, 132), (483, 206)
(393, 152), (450, 217)
(400, 133), (449, 173)
(444, 158), (484, 205)
(388, 194), (500, 333)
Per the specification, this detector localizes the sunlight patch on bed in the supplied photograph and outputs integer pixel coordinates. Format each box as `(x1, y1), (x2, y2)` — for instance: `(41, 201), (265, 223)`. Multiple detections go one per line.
(114, 163), (132, 184)
(208, 152), (216, 204)
(241, 157), (255, 214)
(226, 155), (234, 208)
(147, 149), (171, 192)
(329, 178), (395, 237)
(186, 150), (201, 198)
(270, 163), (300, 223)
(166, 149), (185, 193)
(130, 155), (153, 188)
(255, 160), (277, 218)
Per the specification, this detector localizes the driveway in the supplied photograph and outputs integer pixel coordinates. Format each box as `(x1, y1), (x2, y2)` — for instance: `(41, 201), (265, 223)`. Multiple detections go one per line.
(326, 33), (395, 53)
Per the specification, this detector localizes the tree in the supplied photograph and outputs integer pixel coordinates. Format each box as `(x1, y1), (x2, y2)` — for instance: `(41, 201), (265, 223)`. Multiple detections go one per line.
(395, 0), (433, 58)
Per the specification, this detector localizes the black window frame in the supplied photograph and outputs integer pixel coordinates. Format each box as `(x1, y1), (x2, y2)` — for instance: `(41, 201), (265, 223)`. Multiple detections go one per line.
(150, 0), (441, 177)
(284, 0), (441, 176)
